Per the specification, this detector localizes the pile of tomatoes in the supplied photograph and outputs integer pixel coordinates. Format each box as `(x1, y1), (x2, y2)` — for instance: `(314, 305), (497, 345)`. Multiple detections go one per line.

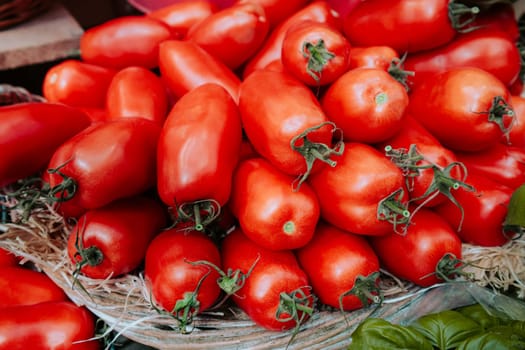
(1, 0), (525, 348)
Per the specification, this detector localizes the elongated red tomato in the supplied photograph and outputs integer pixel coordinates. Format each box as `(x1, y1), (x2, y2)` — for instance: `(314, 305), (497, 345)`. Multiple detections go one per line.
(434, 172), (513, 247)
(0, 103), (91, 188)
(321, 67), (409, 144)
(221, 228), (314, 331)
(0, 301), (99, 350)
(147, 0), (218, 39)
(236, 0), (310, 29)
(463, 2), (519, 41)
(296, 223), (381, 311)
(404, 29), (521, 90)
(186, 2), (269, 70)
(144, 228), (221, 328)
(80, 15), (173, 69)
(370, 208), (463, 287)
(408, 67), (515, 152)
(0, 248), (17, 267)
(343, 0), (479, 53)
(229, 157), (320, 250)
(307, 142), (409, 236)
(0, 266), (67, 307)
(42, 59), (117, 109)
(67, 196), (167, 279)
(46, 118), (161, 215)
(157, 84), (242, 228)
(508, 95), (525, 148)
(348, 46), (399, 71)
(239, 70), (342, 185)
(105, 66), (169, 126)
(159, 40), (241, 102)
(281, 20), (351, 86)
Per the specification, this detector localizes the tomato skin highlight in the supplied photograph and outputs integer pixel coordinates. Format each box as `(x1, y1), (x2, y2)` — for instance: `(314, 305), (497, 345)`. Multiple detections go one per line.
(67, 196), (168, 279)
(370, 208), (463, 287)
(296, 223), (380, 311)
(80, 15), (173, 70)
(0, 102), (91, 188)
(229, 157), (320, 251)
(0, 301), (100, 350)
(221, 228), (314, 331)
(157, 83), (242, 209)
(321, 67), (409, 144)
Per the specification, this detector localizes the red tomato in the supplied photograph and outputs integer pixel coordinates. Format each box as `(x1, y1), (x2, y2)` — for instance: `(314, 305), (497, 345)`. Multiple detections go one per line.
(105, 66), (169, 126)
(296, 223), (381, 311)
(242, 1), (341, 78)
(281, 20), (351, 86)
(463, 2), (519, 41)
(46, 118), (161, 215)
(67, 196), (167, 279)
(0, 301), (99, 350)
(236, 0), (310, 29)
(239, 70), (342, 185)
(343, 0), (479, 53)
(434, 172), (513, 247)
(80, 15), (173, 69)
(229, 157), (320, 250)
(408, 67), (515, 152)
(0, 248), (17, 267)
(370, 208), (463, 287)
(455, 143), (525, 191)
(0, 103), (91, 188)
(78, 107), (108, 124)
(147, 0), (218, 39)
(157, 84), (242, 230)
(186, 2), (270, 70)
(42, 59), (117, 109)
(403, 29), (521, 90)
(348, 46), (399, 71)
(508, 95), (525, 148)
(221, 228), (314, 331)
(158, 40), (241, 102)
(321, 67), (409, 144)
(144, 228), (221, 329)
(307, 142), (409, 236)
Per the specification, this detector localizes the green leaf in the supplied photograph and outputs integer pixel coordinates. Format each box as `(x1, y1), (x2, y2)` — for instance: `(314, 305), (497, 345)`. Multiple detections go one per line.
(456, 304), (506, 330)
(504, 183), (525, 228)
(456, 332), (525, 350)
(409, 310), (481, 349)
(348, 318), (433, 350)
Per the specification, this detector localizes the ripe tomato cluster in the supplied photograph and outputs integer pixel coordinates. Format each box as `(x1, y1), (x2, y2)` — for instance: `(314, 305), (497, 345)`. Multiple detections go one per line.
(1, 0), (524, 343)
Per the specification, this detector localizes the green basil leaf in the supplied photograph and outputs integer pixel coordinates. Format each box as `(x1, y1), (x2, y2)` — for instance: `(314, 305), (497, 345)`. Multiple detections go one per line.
(409, 310), (481, 349)
(504, 183), (525, 228)
(456, 332), (525, 350)
(456, 304), (506, 330)
(349, 318), (433, 350)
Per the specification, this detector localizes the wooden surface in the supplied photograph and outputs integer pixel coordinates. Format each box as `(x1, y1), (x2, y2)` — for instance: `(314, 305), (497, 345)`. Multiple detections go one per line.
(0, 3), (83, 70)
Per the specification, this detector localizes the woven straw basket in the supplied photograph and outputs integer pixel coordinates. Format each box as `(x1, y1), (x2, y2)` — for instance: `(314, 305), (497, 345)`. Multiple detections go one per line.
(1, 85), (524, 349)
(0, 0), (54, 29)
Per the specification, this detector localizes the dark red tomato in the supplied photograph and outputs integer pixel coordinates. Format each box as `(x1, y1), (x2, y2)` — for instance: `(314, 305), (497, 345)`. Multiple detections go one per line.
(0, 266), (67, 307)
(281, 20), (351, 86)
(229, 157), (320, 250)
(42, 59), (117, 109)
(236, 0), (310, 29)
(508, 95), (525, 148)
(379, 115), (467, 208)
(80, 15), (173, 70)
(144, 228), (221, 328)
(326, 0), (361, 18)
(78, 107), (108, 124)
(239, 70), (341, 185)
(0, 248), (17, 267)
(105, 66), (169, 126)
(221, 227), (314, 331)
(186, 2), (269, 70)
(348, 46), (399, 71)
(307, 142), (409, 236)
(0, 103), (91, 188)
(242, 1), (341, 78)
(296, 222), (381, 311)
(321, 67), (409, 144)
(157, 84), (242, 229)
(408, 67), (515, 152)
(158, 40), (241, 102)
(67, 196), (167, 279)
(403, 29), (521, 90)
(0, 301), (99, 350)
(434, 172), (513, 247)
(455, 143), (525, 190)
(147, 0), (218, 39)
(463, 2), (519, 41)
(343, 0), (479, 53)
(46, 118), (161, 214)
(370, 208), (463, 287)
